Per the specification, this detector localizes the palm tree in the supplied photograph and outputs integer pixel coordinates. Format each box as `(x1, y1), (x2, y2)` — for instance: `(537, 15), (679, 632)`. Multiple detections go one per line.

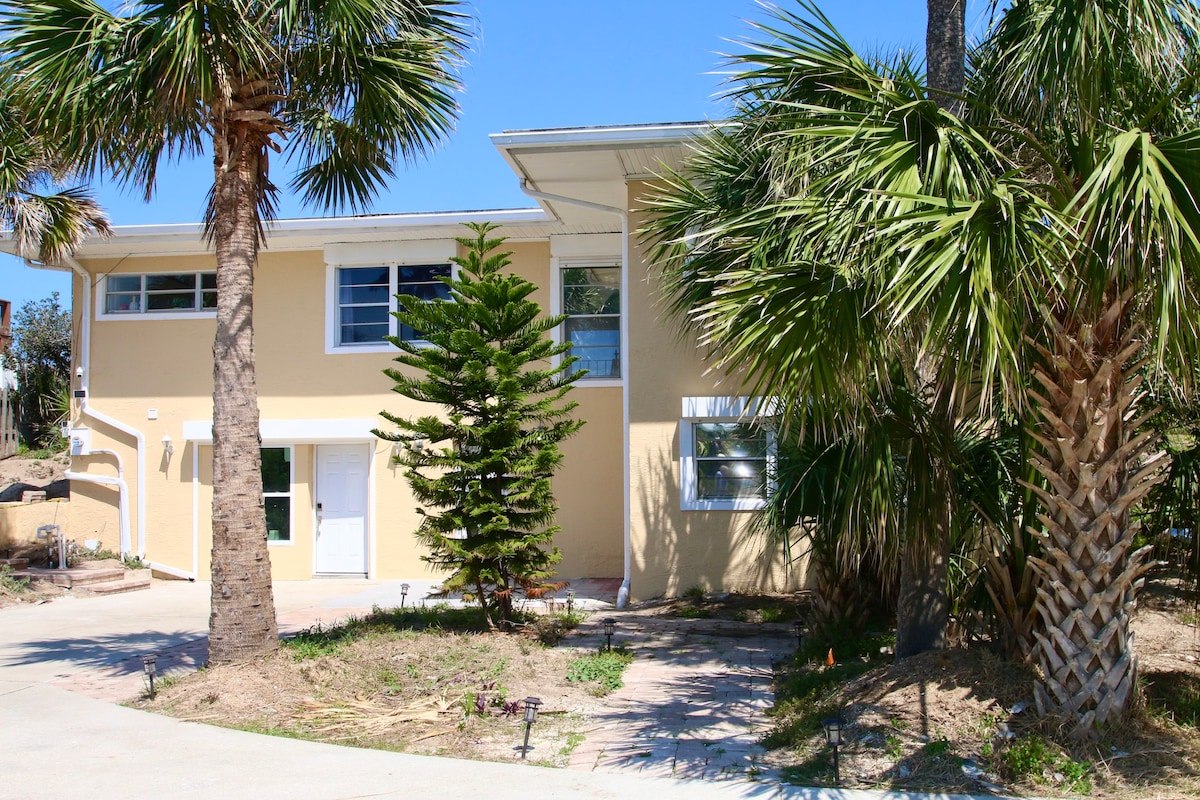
(644, 0), (1200, 736)
(0, 74), (109, 264)
(2, 0), (469, 664)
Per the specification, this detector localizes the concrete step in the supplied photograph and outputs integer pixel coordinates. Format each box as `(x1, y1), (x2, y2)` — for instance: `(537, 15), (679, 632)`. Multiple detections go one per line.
(87, 577), (151, 596)
(43, 568), (126, 588)
(0, 558), (29, 570)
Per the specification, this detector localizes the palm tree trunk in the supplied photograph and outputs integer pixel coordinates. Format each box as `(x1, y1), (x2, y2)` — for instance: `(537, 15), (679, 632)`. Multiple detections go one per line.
(895, 526), (949, 658)
(1026, 292), (1162, 736)
(207, 120), (278, 665)
(926, 0), (966, 113)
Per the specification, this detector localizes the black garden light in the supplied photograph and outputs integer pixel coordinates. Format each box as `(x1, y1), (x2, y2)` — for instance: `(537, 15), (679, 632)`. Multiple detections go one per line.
(822, 716), (844, 786)
(400, 583), (410, 609)
(602, 618), (616, 651)
(142, 654), (158, 699)
(520, 696), (542, 759)
(566, 590), (576, 613)
(793, 618), (805, 650)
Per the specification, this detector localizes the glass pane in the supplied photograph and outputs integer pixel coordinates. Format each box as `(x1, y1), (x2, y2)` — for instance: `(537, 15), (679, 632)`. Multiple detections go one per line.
(694, 422), (767, 458)
(340, 305), (389, 325)
(201, 290), (218, 309)
(399, 281), (451, 303)
(265, 496), (291, 541)
(145, 274), (197, 292)
(339, 266), (389, 287)
(696, 459), (765, 500)
(398, 263), (450, 282)
(564, 285), (619, 315)
(341, 323), (388, 344)
(563, 267), (620, 314)
(105, 293), (141, 313)
(339, 284), (390, 305)
(564, 317), (620, 378)
(107, 275), (141, 292)
(201, 273), (217, 289)
(261, 448), (290, 493)
(146, 292), (197, 311)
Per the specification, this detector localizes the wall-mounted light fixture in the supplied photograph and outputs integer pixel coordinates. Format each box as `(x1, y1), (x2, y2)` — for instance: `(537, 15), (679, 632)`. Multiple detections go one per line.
(161, 434), (174, 458)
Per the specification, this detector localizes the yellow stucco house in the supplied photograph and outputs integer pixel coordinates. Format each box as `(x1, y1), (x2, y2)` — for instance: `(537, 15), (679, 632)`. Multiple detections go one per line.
(16, 122), (801, 603)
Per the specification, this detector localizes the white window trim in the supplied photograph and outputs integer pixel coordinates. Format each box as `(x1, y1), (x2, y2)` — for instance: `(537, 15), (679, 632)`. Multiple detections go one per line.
(551, 254), (623, 387)
(680, 396), (776, 512)
(96, 271), (218, 321)
(325, 239), (457, 354)
(263, 445), (295, 546)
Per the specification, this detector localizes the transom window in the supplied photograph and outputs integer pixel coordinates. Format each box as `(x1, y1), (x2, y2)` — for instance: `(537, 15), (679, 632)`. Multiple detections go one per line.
(335, 264), (451, 347)
(562, 265), (620, 379)
(104, 272), (216, 314)
(262, 447), (292, 543)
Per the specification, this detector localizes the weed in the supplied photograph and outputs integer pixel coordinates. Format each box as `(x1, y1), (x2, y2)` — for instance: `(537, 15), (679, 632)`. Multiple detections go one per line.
(1001, 735), (1091, 793)
(0, 564), (30, 594)
(559, 731), (585, 756)
(1180, 608), (1200, 626)
(885, 734), (903, 758)
(532, 610), (586, 645)
(922, 738), (952, 758)
(566, 648), (634, 694)
(683, 585), (705, 599)
(675, 605), (712, 619)
(758, 605), (789, 623)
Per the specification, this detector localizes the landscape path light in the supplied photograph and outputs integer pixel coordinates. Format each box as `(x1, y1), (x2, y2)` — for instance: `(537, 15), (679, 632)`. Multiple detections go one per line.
(142, 654), (158, 699)
(822, 716), (844, 786)
(566, 589), (575, 613)
(793, 618), (805, 650)
(602, 618), (616, 651)
(520, 696), (542, 759)
(400, 583), (410, 609)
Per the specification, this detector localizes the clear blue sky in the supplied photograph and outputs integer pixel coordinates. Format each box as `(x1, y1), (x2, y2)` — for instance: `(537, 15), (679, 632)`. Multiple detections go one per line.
(1, 0), (987, 310)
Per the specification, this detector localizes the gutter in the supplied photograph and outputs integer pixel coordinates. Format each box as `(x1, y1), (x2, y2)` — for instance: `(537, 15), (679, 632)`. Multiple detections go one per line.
(517, 181), (633, 609)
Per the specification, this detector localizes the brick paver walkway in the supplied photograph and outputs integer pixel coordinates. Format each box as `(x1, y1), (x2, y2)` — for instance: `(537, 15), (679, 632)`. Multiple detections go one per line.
(567, 613), (795, 783)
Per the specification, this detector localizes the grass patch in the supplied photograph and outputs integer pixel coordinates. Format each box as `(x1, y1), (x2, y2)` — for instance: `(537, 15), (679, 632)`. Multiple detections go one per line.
(1144, 670), (1200, 728)
(283, 604), (494, 660)
(566, 648), (634, 694)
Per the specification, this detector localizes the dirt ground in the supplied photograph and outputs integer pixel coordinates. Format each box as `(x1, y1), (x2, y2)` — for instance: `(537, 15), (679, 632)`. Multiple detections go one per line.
(114, 585), (1200, 797)
(0, 452), (68, 490)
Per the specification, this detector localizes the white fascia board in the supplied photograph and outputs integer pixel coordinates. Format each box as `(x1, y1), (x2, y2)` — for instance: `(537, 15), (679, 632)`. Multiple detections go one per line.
(489, 122), (720, 150)
(183, 418), (380, 444)
(65, 209), (551, 259)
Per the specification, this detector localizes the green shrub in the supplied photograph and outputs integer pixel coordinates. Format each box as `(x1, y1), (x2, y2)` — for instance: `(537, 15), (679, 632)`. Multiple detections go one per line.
(0, 564), (30, 594)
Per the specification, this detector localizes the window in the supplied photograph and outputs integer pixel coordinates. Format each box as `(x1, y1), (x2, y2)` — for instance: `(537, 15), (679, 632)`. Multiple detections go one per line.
(680, 397), (775, 511)
(262, 447), (292, 543)
(103, 272), (217, 315)
(561, 265), (620, 379)
(334, 264), (451, 347)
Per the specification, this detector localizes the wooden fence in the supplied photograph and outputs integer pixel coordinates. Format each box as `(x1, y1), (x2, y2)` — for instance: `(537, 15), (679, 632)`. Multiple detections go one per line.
(1, 385), (15, 459)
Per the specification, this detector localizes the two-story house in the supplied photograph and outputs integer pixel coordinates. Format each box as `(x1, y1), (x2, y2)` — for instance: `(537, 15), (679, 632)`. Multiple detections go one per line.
(12, 122), (801, 603)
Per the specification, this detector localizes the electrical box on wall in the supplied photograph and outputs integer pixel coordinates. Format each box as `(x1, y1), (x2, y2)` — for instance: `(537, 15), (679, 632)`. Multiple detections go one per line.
(69, 427), (92, 456)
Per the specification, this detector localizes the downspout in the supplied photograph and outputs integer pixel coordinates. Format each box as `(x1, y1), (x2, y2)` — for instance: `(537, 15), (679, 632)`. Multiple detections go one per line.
(65, 450), (130, 555)
(60, 255), (195, 578)
(518, 181), (633, 608)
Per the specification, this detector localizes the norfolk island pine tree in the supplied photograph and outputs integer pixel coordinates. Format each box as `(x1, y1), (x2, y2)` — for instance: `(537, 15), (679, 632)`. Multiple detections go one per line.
(376, 223), (585, 629)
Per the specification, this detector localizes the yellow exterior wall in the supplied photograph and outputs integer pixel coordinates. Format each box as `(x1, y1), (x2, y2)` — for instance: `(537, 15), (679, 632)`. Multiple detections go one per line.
(69, 237), (622, 582)
(0, 500), (72, 553)
(626, 181), (805, 600)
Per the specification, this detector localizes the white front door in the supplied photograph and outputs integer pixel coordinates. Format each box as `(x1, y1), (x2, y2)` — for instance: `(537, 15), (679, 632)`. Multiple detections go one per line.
(315, 444), (369, 574)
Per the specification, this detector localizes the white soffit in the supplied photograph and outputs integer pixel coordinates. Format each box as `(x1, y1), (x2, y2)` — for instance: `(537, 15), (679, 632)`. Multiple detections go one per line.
(182, 418), (380, 444)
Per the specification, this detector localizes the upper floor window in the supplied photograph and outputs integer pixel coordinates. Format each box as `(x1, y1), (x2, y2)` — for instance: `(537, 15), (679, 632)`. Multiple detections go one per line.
(335, 264), (451, 348)
(562, 265), (620, 379)
(103, 272), (217, 315)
